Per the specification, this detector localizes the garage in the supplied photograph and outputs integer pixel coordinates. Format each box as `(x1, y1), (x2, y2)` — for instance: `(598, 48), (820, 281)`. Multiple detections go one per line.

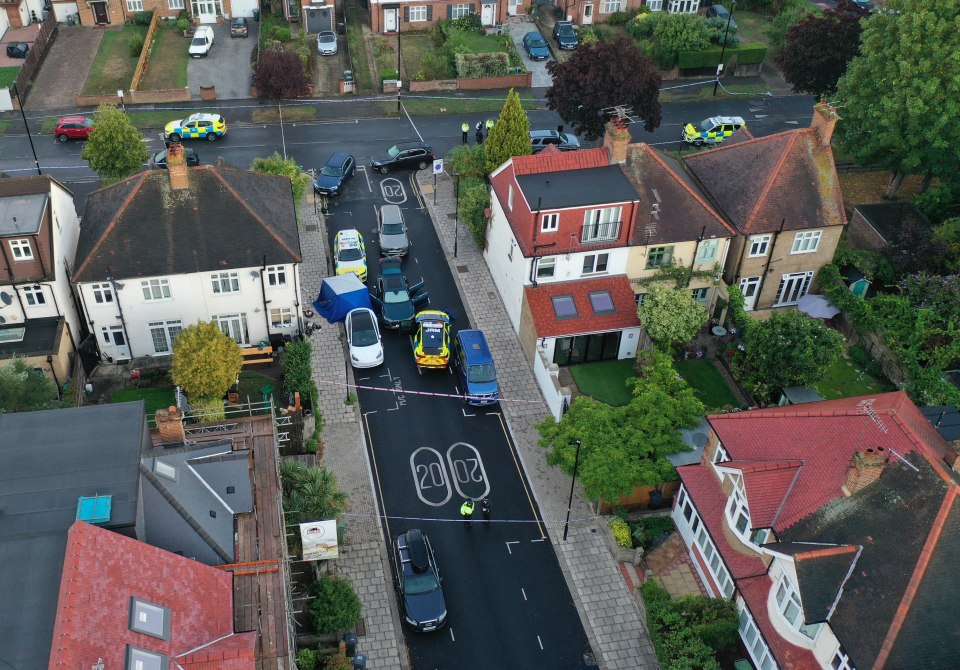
(304, 4), (333, 32)
(229, 0), (258, 18)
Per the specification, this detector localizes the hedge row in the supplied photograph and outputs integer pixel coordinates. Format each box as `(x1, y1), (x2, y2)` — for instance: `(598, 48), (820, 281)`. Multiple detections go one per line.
(678, 42), (767, 69)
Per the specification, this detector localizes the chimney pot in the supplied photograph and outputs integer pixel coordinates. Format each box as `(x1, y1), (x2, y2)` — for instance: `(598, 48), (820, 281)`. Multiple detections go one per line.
(602, 119), (632, 164)
(811, 102), (839, 147)
(166, 141), (190, 191)
(842, 447), (889, 496)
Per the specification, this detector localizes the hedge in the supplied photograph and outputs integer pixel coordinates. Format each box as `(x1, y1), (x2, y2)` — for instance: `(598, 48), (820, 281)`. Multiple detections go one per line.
(455, 52), (510, 78)
(678, 42), (767, 69)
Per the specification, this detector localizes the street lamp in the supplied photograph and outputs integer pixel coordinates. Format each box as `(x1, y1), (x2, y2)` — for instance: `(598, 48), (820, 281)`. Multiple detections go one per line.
(453, 172), (460, 258)
(9, 82), (41, 176)
(713, 0), (736, 97)
(396, 12), (402, 112)
(562, 438), (583, 542)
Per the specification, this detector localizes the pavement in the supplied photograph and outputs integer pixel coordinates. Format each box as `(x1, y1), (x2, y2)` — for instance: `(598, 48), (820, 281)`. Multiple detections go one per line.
(187, 22), (258, 100)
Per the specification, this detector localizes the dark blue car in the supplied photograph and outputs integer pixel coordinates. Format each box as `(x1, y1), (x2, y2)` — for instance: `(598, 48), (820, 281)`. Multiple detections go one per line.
(522, 31), (550, 61)
(314, 152), (355, 196)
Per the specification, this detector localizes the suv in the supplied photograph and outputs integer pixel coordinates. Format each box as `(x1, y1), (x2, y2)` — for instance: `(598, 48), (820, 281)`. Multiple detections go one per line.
(377, 205), (410, 256)
(392, 529), (447, 632)
(230, 17), (249, 37)
(314, 152), (355, 197)
(55, 116), (94, 142)
(705, 4), (737, 28)
(189, 26), (215, 57)
(371, 142), (434, 174)
(454, 330), (499, 406)
(530, 130), (581, 153)
(552, 21), (578, 50)
(681, 116), (746, 146)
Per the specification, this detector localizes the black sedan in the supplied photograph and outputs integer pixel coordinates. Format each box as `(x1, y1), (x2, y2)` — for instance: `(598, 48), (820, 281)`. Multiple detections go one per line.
(369, 257), (428, 331)
(370, 141), (434, 174)
(150, 148), (199, 169)
(392, 529), (447, 632)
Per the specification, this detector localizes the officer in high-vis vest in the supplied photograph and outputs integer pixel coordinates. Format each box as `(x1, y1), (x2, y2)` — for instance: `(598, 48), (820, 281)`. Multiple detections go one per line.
(485, 118), (494, 137)
(461, 121), (469, 144)
(460, 499), (475, 525)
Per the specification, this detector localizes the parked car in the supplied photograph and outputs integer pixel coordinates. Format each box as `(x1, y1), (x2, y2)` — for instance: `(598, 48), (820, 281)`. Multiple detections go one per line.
(313, 152), (355, 197)
(454, 329), (499, 406)
(413, 310), (452, 370)
(681, 115), (745, 146)
(333, 229), (367, 282)
(529, 129), (580, 153)
(317, 31), (338, 55)
(150, 148), (200, 169)
(5, 42), (28, 59)
(370, 257), (428, 331)
(164, 113), (227, 141)
(377, 205), (410, 257)
(371, 142), (434, 174)
(55, 116), (94, 142)
(705, 4), (737, 28)
(392, 529), (447, 632)
(189, 26), (215, 57)
(522, 31), (550, 61)
(552, 21), (578, 50)
(230, 17), (249, 37)
(345, 307), (384, 368)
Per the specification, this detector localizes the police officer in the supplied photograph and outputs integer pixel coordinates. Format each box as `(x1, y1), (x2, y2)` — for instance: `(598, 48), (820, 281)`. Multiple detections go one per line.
(460, 499), (475, 525)
(485, 118), (495, 137)
(475, 121), (484, 145)
(481, 498), (491, 525)
(461, 121), (469, 144)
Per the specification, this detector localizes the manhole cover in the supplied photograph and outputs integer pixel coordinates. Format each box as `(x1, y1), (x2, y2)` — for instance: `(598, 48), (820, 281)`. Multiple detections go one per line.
(305, 224), (318, 232)
(447, 213), (458, 219)
(456, 265), (469, 273)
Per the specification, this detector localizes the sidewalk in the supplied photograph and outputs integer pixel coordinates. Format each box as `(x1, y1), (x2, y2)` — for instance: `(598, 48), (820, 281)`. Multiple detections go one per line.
(415, 173), (659, 670)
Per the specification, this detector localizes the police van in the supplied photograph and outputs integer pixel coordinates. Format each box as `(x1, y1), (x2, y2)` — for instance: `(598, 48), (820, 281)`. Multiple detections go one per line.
(454, 330), (499, 406)
(682, 116), (746, 146)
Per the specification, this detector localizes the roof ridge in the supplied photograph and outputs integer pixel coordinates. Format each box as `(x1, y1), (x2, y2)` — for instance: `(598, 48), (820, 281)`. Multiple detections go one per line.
(72, 172), (147, 280)
(743, 131), (798, 232)
(211, 169), (301, 261)
(770, 462), (804, 528)
(795, 544), (859, 561)
(726, 458), (804, 472)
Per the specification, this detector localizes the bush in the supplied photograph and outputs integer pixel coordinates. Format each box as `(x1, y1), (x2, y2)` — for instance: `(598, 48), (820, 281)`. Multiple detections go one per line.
(296, 649), (320, 670)
(309, 575), (362, 634)
(282, 340), (318, 410)
(270, 25), (293, 41)
(578, 26), (601, 46)
(448, 144), (486, 181)
(913, 181), (960, 225)
(605, 8), (640, 25)
(610, 517), (632, 547)
(134, 10), (153, 25)
(631, 516), (675, 550)
(323, 653), (353, 670)
(767, 0), (815, 54)
(446, 13), (484, 33)
(176, 17), (189, 31)
(454, 51), (510, 78)
(628, 11), (666, 40)
(251, 151), (311, 202)
(705, 16), (740, 47)
(129, 34), (145, 58)
(458, 178), (491, 248)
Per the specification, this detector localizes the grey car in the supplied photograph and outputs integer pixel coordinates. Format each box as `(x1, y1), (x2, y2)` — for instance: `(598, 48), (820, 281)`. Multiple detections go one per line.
(378, 204), (410, 257)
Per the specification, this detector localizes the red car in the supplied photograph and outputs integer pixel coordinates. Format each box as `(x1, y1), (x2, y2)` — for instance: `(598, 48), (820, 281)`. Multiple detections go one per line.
(55, 116), (94, 142)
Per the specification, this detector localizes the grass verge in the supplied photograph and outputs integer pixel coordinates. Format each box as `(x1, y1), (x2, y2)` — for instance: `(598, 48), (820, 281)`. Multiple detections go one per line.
(568, 359), (636, 407)
(40, 110), (179, 135)
(82, 25), (149, 96)
(673, 359), (739, 410)
(386, 95), (539, 117)
(344, 4), (374, 92)
(0, 119), (11, 137)
(252, 105), (318, 123)
(0, 66), (20, 89)
(815, 354), (891, 400)
(140, 25), (189, 90)
(109, 385), (175, 416)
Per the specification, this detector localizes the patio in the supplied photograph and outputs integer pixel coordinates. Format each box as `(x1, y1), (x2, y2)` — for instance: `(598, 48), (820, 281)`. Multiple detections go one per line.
(0, 24), (41, 68)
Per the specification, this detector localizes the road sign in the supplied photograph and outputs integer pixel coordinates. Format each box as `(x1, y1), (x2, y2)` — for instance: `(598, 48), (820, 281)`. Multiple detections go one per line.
(433, 159), (444, 174)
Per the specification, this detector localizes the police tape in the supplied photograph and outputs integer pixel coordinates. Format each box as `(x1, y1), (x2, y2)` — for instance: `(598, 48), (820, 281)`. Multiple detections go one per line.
(313, 377), (546, 404)
(337, 511), (606, 525)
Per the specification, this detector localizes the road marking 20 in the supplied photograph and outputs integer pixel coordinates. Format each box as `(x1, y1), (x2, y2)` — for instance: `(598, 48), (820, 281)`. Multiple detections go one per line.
(380, 178), (407, 204)
(410, 443), (490, 507)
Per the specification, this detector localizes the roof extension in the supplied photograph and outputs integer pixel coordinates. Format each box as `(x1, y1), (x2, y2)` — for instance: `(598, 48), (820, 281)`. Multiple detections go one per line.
(523, 275), (641, 338)
(515, 164), (637, 211)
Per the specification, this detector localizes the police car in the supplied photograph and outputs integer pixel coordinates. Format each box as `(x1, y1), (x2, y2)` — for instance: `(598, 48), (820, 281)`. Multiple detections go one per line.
(333, 229), (367, 282)
(412, 310), (451, 370)
(164, 113), (227, 142)
(682, 116), (745, 146)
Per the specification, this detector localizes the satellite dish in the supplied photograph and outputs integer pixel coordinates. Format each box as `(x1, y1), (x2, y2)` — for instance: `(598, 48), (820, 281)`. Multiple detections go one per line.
(250, 270), (260, 279)
(0, 291), (11, 305)
(692, 432), (708, 448)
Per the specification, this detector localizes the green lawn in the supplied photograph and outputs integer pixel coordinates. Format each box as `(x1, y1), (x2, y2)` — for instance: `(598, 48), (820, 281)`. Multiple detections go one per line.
(236, 370), (278, 403)
(83, 25), (149, 96)
(733, 10), (775, 49)
(400, 32), (454, 80)
(815, 354), (892, 400)
(0, 66), (20, 89)
(569, 359), (636, 407)
(0, 120), (11, 137)
(673, 359), (739, 410)
(252, 105), (317, 123)
(140, 25), (189, 90)
(109, 385), (175, 416)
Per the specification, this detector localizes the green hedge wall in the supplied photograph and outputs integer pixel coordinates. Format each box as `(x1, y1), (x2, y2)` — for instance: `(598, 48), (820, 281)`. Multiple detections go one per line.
(678, 42), (767, 69)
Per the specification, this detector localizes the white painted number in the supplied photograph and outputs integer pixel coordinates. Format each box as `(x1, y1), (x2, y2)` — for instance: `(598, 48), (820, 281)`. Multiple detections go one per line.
(410, 443), (490, 506)
(380, 178), (407, 204)
(411, 447), (452, 507)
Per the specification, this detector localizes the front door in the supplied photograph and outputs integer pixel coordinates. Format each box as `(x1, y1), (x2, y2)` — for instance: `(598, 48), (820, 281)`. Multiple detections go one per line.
(738, 276), (761, 311)
(384, 8), (397, 32)
(91, 1), (109, 24)
(775, 271), (814, 306)
(191, 0), (219, 24)
(582, 3), (593, 24)
(100, 325), (130, 361)
(508, 0), (521, 15)
(481, 3), (495, 25)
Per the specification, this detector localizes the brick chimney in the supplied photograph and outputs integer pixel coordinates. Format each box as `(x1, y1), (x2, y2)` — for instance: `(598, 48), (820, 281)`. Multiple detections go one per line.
(603, 119), (632, 164)
(166, 142), (190, 190)
(155, 406), (185, 444)
(810, 102), (840, 147)
(842, 447), (888, 496)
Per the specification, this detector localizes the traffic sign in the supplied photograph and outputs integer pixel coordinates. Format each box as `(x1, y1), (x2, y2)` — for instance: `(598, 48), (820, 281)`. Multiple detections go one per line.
(433, 159), (444, 174)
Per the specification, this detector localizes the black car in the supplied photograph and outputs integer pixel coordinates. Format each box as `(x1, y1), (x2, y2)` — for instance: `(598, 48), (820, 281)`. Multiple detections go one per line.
(371, 141), (434, 174)
(313, 151), (355, 196)
(150, 148), (199, 169)
(6, 42), (29, 59)
(552, 21), (578, 50)
(369, 257), (428, 331)
(529, 129), (581, 153)
(705, 4), (737, 28)
(392, 529), (447, 633)
(230, 17), (249, 37)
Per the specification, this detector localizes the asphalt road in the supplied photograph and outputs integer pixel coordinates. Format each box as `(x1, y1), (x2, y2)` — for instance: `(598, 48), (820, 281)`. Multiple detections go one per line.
(326, 168), (591, 668)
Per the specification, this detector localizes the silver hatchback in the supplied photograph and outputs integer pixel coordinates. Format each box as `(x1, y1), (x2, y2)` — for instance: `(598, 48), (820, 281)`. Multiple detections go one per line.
(378, 204), (410, 257)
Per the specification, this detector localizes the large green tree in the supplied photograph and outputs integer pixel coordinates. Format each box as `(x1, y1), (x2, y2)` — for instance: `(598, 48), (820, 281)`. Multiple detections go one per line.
(537, 352), (703, 501)
(170, 321), (243, 401)
(638, 283), (709, 352)
(81, 105), (150, 182)
(484, 88), (531, 174)
(833, 0), (960, 197)
(0, 358), (61, 414)
(653, 13), (712, 67)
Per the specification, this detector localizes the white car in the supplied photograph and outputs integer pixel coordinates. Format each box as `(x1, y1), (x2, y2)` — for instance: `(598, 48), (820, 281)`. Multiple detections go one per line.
(189, 26), (215, 58)
(346, 308), (384, 369)
(317, 31), (338, 56)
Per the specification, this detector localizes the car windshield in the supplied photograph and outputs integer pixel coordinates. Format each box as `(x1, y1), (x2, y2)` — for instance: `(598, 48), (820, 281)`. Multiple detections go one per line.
(559, 25), (574, 36)
(350, 314), (378, 347)
(320, 33), (335, 42)
(387, 145), (401, 158)
(403, 571), (439, 595)
(191, 36), (207, 46)
(382, 222), (405, 235)
(339, 247), (363, 262)
(528, 36), (546, 47)
(468, 364), (497, 384)
(320, 165), (342, 177)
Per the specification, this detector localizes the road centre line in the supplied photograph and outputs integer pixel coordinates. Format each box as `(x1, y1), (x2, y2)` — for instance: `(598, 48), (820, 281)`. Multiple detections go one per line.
(450, 628), (456, 642)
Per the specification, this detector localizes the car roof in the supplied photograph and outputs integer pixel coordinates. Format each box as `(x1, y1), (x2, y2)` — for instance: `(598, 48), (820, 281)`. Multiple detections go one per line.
(319, 30), (336, 37)
(416, 310), (450, 325)
(327, 151), (352, 164)
(457, 330), (493, 362)
(525, 31), (544, 39)
(348, 307), (376, 327)
(57, 116), (87, 124)
(393, 141), (431, 150)
(530, 129), (560, 138)
(195, 26), (213, 35)
(380, 204), (403, 223)
(379, 256), (403, 275)
(336, 229), (361, 246)
(185, 112), (222, 122)
(705, 115), (745, 126)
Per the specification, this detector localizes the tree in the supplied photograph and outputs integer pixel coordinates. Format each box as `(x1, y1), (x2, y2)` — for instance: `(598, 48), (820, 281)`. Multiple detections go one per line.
(653, 14), (712, 67)
(536, 352), (703, 501)
(253, 45), (311, 99)
(638, 283), (709, 352)
(932, 219), (960, 274)
(546, 38), (662, 141)
(767, 0), (816, 55)
(81, 105), (150, 182)
(776, 1), (866, 98)
(834, 0), (960, 198)
(170, 321), (243, 401)
(484, 88), (531, 174)
(0, 358), (61, 414)
(251, 151), (311, 203)
(733, 310), (844, 403)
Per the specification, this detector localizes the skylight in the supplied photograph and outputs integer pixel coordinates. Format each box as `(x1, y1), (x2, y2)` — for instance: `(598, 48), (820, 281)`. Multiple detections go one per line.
(128, 599), (170, 640)
(551, 295), (578, 319)
(588, 290), (615, 315)
(126, 646), (167, 670)
(153, 460), (177, 481)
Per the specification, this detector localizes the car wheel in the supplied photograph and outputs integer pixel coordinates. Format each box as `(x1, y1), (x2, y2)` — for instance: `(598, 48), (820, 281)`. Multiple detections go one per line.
(57, 134), (69, 143)
(207, 133), (218, 142)
(694, 139), (704, 147)
(168, 133), (181, 142)
(379, 166), (389, 174)
(417, 161), (428, 170)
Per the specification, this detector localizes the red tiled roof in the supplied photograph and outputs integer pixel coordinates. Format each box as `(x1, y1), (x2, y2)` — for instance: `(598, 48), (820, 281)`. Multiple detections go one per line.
(722, 459), (803, 529)
(524, 275), (641, 338)
(739, 576), (819, 669)
(49, 521), (255, 670)
(512, 147), (611, 176)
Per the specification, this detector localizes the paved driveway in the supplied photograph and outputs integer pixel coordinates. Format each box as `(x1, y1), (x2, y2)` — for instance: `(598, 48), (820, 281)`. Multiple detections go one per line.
(505, 16), (553, 88)
(25, 27), (104, 110)
(187, 22), (258, 100)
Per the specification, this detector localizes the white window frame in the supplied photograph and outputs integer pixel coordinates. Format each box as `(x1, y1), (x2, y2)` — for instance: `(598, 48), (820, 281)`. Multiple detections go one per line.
(408, 4), (427, 20)
(214, 313), (250, 344)
(748, 234), (771, 258)
(725, 474), (751, 541)
(451, 3), (470, 18)
(582, 253), (609, 275)
(92, 283), (114, 304)
(831, 647), (855, 670)
(601, 0), (623, 12)
(582, 207), (622, 242)
(168, 0), (184, 8)
(713, 442), (729, 464)
(685, 499), (734, 598)
(536, 256), (556, 279)
(739, 607), (777, 670)
(774, 270), (814, 307)
(635, 292), (646, 307)
(775, 574), (822, 640)
(211, 271), (240, 294)
(266, 265), (287, 287)
(9, 239), (33, 261)
(141, 278), (171, 301)
(22, 285), (45, 306)
(507, 184), (514, 211)
(149, 320), (183, 355)
(791, 230), (822, 254)
(696, 239), (719, 263)
(270, 307), (294, 328)
(127, 0), (143, 10)
(647, 0), (663, 8)
(540, 212), (559, 232)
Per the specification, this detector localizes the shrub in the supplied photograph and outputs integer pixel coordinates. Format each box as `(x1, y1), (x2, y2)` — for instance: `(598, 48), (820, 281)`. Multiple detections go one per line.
(705, 16), (740, 46)
(189, 397), (227, 422)
(913, 181), (960, 225)
(309, 575), (362, 634)
(323, 653), (353, 670)
(134, 10), (153, 25)
(578, 27), (600, 46)
(296, 649), (320, 670)
(631, 516), (675, 550)
(628, 11), (666, 39)
(448, 144), (486, 181)
(447, 13), (484, 33)
(767, 0), (815, 54)
(176, 17), (189, 31)
(129, 34), (145, 58)
(282, 340), (318, 409)
(605, 8), (640, 25)
(251, 151), (311, 202)
(458, 178), (490, 248)
(455, 52), (509, 78)
(295, 43), (312, 72)
(253, 46), (311, 98)
(270, 25), (293, 41)
(610, 517), (632, 547)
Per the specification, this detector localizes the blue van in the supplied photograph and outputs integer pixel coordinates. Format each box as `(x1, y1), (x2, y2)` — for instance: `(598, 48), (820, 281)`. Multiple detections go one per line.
(454, 330), (499, 406)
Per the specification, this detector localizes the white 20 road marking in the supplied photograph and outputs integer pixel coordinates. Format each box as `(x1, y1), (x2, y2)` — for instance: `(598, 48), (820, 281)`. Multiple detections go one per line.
(380, 178), (407, 204)
(410, 442), (490, 507)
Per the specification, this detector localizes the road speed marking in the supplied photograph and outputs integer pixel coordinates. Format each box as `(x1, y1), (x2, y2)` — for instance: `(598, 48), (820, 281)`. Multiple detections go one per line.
(446, 442), (490, 501)
(410, 443), (489, 506)
(380, 178), (407, 204)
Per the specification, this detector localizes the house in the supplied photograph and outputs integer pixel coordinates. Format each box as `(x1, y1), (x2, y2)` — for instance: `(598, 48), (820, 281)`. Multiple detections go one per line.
(49, 521), (256, 669)
(556, 0), (699, 26)
(672, 391), (960, 670)
(1, 0), (45, 28)
(485, 146), (645, 366)
(684, 103), (847, 312)
(0, 175), (82, 386)
(369, 0), (509, 33)
(75, 0), (259, 28)
(72, 151), (302, 363)
(844, 201), (932, 253)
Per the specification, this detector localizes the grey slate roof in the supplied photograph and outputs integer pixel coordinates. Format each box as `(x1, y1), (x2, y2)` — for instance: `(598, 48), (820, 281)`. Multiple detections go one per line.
(853, 201), (931, 245)
(516, 164), (637, 210)
(73, 167), (301, 282)
(0, 316), (62, 358)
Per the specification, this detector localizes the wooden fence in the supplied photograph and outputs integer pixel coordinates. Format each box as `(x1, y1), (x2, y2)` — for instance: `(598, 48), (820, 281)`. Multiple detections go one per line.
(12, 12), (57, 104)
(832, 313), (906, 386)
(597, 480), (682, 515)
(132, 13), (161, 91)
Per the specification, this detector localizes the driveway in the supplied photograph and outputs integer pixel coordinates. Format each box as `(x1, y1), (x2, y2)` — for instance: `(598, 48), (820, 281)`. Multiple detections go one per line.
(504, 16), (553, 88)
(25, 26), (104, 110)
(187, 22), (258, 100)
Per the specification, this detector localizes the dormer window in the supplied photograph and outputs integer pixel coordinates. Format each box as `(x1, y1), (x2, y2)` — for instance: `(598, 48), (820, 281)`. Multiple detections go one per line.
(775, 574), (822, 640)
(713, 443), (729, 464)
(725, 473), (751, 540)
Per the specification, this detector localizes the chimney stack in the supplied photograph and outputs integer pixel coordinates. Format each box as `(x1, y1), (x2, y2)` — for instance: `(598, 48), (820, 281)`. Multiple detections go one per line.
(155, 406), (185, 445)
(842, 447), (888, 496)
(810, 102), (840, 147)
(603, 119), (632, 164)
(166, 142), (190, 190)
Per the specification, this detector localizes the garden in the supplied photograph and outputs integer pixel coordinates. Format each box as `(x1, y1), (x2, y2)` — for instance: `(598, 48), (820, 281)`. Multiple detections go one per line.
(82, 23), (150, 96)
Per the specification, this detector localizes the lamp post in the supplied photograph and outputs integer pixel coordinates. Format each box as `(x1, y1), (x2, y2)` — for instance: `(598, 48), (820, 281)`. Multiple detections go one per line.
(10, 82), (41, 176)
(453, 172), (460, 258)
(396, 13), (402, 112)
(562, 438), (583, 542)
(713, 0), (736, 97)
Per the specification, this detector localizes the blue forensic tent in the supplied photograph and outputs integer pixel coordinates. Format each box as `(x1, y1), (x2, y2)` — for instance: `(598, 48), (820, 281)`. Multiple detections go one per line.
(313, 274), (371, 323)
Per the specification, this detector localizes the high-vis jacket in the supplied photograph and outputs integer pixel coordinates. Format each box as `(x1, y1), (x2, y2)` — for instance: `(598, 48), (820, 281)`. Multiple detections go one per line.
(460, 501), (475, 518)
